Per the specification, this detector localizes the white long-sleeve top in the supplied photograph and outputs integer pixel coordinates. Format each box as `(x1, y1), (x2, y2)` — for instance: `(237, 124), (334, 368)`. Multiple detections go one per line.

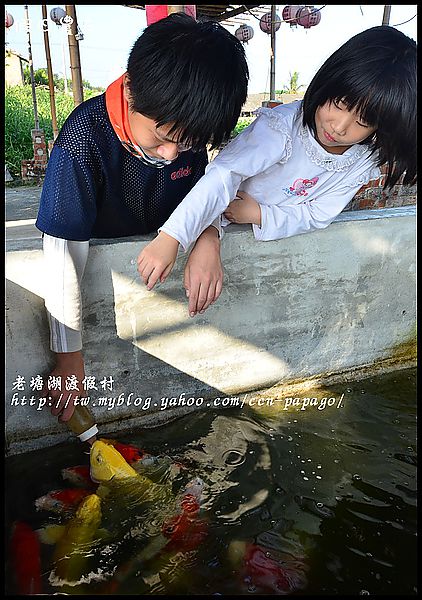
(159, 100), (381, 250)
(43, 218), (221, 353)
(43, 234), (89, 353)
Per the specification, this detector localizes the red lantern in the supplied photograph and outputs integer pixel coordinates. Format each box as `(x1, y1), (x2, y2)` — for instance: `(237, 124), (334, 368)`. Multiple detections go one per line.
(259, 12), (281, 34)
(296, 6), (321, 29)
(146, 5), (197, 25)
(5, 11), (14, 28)
(282, 5), (304, 27)
(235, 24), (254, 43)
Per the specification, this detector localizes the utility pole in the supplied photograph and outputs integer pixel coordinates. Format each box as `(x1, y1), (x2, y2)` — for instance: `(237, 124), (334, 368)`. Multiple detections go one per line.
(382, 5), (391, 25)
(24, 5), (39, 129)
(61, 41), (69, 95)
(270, 4), (276, 100)
(65, 5), (84, 106)
(41, 4), (58, 140)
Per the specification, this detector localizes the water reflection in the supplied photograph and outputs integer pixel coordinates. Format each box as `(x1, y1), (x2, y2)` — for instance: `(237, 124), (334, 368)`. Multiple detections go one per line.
(5, 368), (416, 595)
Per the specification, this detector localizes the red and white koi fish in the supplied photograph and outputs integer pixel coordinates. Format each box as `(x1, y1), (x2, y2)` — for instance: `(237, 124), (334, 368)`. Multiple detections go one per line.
(35, 488), (91, 514)
(103, 477), (207, 594)
(228, 541), (308, 594)
(10, 520), (42, 595)
(161, 477), (208, 553)
(61, 465), (96, 488)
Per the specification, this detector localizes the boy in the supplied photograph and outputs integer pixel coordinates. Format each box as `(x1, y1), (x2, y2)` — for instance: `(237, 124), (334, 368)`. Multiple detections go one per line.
(36, 13), (249, 421)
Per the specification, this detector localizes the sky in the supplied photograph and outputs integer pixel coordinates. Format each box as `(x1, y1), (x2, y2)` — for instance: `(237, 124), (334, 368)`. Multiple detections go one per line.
(5, 5), (418, 94)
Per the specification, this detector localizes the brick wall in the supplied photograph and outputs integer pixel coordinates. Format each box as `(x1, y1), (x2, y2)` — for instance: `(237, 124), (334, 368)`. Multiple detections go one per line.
(344, 164), (417, 211)
(21, 129), (48, 183)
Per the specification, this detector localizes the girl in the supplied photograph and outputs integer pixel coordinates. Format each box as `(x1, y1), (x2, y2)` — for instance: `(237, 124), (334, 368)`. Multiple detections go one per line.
(138, 26), (416, 314)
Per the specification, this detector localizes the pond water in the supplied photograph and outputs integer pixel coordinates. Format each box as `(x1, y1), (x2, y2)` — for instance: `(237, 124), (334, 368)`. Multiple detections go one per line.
(5, 367), (417, 595)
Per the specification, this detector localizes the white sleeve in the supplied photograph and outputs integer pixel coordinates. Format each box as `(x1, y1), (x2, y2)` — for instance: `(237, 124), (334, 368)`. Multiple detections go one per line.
(159, 110), (292, 251)
(43, 234), (89, 353)
(253, 179), (374, 241)
(209, 215), (222, 239)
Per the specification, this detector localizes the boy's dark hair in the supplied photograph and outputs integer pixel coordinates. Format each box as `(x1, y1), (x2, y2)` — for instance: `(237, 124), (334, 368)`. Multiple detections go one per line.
(126, 12), (249, 150)
(302, 26), (416, 189)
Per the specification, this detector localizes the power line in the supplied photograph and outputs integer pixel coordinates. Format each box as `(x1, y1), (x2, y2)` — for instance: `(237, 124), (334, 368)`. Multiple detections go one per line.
(391, 14), (417, 27)
(241, 5), (327, 26)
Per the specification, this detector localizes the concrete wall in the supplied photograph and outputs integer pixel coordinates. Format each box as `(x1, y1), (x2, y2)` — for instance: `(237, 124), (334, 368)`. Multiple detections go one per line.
(5, 207), (416, 455)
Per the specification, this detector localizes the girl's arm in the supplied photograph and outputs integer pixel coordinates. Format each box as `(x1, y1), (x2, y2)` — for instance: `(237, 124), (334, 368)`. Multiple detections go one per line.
(250, 182), (371, 241)
(137, 110), (291, 288)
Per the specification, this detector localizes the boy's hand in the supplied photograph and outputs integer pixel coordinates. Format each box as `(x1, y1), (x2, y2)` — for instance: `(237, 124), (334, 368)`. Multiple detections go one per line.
(223, 190), (262, 226)
(137, 231), (180, 290)
(184, 226), (223, 317)
(42, 350), (85, 422)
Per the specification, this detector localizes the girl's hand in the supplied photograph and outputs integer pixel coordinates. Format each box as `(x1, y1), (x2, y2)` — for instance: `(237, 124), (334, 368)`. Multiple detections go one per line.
(137, 231), (180, 290)
(223, 191), (261, 226)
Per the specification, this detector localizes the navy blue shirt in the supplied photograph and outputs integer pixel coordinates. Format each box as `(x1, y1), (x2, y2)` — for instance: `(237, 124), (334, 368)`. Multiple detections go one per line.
(36, 93), (208, 241)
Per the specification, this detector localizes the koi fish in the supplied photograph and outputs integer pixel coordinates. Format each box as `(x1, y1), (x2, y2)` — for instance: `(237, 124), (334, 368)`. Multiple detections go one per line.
(98, 438), (188, 489)
(90, 439), (140, 482)
(99, 438), (145, 464)
(228, 541), (308, 594)
(104, 477), (207, 594)
(61, 464), (96, 488)
(39, 493), (103, 592)
(9, 520), (42, 595)
(35, 488), (91, 514)
(89, 440), (174, 504)
(162, 477), (208, 553)
(59, 441), (149, 489)
(100, 437), (188, 470)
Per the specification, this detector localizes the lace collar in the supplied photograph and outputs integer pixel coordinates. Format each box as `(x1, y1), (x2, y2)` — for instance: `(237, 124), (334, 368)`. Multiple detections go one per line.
(298, 122), (369, 172)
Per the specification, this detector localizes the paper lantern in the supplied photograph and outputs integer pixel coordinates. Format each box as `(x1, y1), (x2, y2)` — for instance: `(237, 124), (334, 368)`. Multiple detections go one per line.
(282, 5), (304, 27)
(259, 12), (281, 34)
(235, 24), (254, 43)
(5, 11), (14, 28)
(296, 6), (321, 29)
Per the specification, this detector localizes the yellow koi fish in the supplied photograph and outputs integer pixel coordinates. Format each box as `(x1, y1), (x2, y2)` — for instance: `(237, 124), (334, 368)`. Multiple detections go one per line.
(39, 493), (103, 592)
(89, 440), (174, 507)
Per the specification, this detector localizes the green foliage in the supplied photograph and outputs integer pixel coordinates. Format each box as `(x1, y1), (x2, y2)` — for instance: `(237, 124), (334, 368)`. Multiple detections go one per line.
(6, 85), (250, 178)
(282, 71), (305, 94)
(23, 66), (50, 86)
(5, 85), (101, 178)
(231, 117), (254, 138)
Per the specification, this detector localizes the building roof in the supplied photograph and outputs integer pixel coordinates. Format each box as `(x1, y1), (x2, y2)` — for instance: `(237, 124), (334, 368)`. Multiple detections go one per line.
(5, 49), (29, 62)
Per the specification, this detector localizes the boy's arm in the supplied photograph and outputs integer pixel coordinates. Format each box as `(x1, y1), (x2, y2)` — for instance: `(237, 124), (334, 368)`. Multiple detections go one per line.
(41, 234), (89, 421)
(183, 224), (223, 317)
(138, 224), (223, 317)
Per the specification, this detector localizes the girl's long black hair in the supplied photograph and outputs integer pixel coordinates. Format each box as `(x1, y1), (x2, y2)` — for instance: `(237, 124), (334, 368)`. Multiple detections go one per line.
(302, 26), (416, 188)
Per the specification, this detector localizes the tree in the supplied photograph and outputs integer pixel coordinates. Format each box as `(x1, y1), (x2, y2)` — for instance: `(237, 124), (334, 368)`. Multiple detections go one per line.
(283, 71), (305, 94)
(23, 66), (49, 86)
